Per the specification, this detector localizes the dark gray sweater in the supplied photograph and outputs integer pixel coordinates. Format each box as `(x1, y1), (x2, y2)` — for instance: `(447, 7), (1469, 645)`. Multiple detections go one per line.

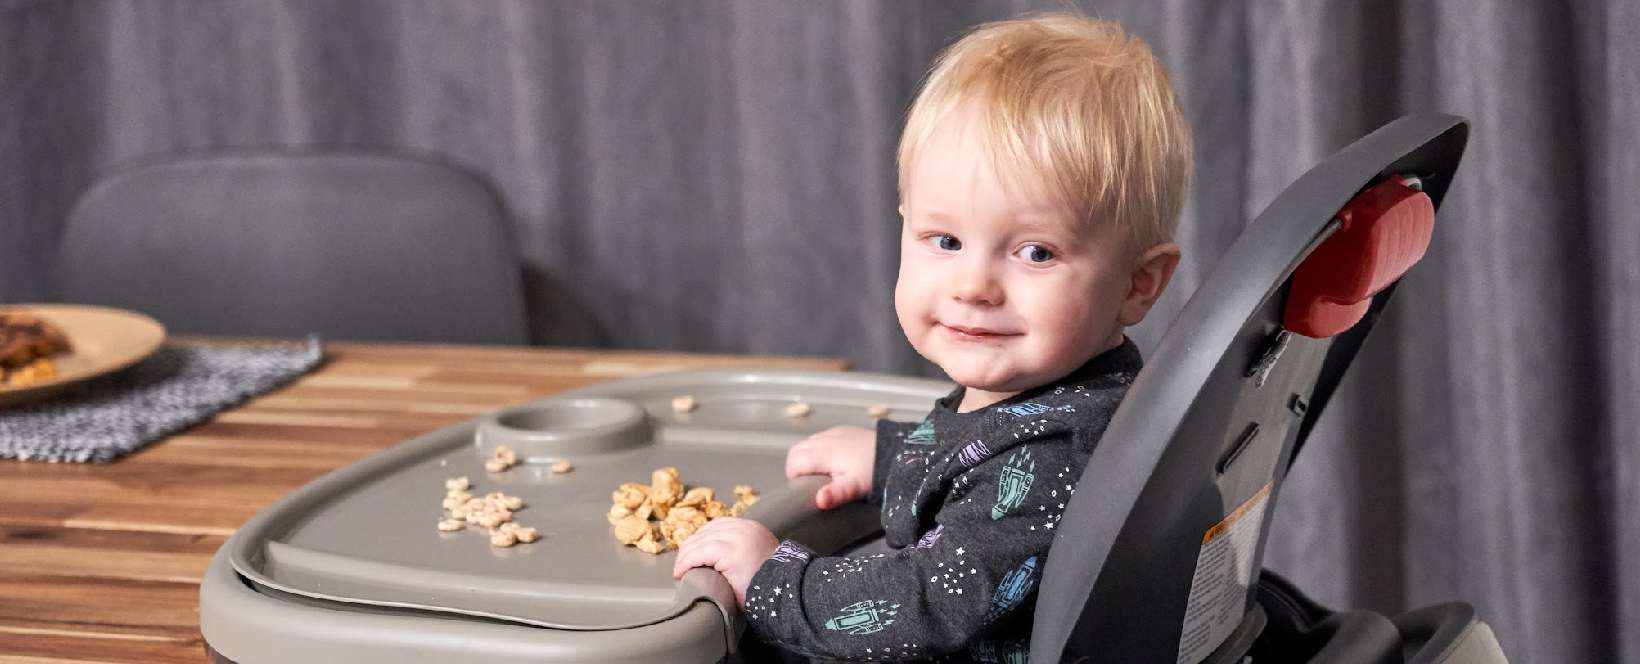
(744, 339), (1141, 662)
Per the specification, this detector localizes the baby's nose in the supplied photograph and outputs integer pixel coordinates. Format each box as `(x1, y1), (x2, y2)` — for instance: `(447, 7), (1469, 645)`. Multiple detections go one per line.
(950, 261), (1004, 305)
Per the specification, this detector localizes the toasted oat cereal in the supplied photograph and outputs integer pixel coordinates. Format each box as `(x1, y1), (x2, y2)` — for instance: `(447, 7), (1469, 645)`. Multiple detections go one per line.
(703, 500), (729, 519)
(489, 529), (517, 547)
(612, 483), (649, 509)
(634, 532), (668, 554)
(677, 486), (714, 507)
(514, 526), (540, 543)
(651, 467), (682, 495)
(607, 469), (757, 554)
(867, 404), (891, 418)
(785, 401), (812, 418)
(671, 395), (697, 414)
(650, 468), (682, 516)
(437, 479), (538, 544)
(614, 515), (656, 545)
(484, 458), (510, 473)
(550, 460), (573, 474)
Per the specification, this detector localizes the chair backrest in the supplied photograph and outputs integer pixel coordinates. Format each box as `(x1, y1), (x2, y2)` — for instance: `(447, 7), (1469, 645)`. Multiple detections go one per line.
(53, 151), (529, 344)
(1030, 114), (1470, 663)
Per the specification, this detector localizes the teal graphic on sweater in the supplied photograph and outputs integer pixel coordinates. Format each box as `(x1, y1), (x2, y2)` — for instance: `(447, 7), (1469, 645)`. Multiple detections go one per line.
(992, 448), (1035, 519)
(824, 600), (899, 635)
(906, 417), (936, 445)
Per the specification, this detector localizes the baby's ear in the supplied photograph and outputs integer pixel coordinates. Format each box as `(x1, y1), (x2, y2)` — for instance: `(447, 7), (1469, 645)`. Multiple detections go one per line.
(1117, 243), (1181, 326)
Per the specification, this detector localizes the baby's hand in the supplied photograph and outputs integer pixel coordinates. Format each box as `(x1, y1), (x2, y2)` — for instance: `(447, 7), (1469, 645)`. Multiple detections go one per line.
(785, 425), (875, 510)
(671, 517), (778, 605)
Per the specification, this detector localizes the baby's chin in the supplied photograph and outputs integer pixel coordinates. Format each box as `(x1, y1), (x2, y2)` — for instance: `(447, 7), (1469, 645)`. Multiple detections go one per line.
(937, 360), (1038, 395)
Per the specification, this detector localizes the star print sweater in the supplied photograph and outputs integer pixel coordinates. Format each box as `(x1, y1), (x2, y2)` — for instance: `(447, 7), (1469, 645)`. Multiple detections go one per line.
(743, 339), (1142, 662)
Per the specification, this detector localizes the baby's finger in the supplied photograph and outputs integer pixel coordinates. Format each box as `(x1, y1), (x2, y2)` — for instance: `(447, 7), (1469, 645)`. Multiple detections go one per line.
(785, 443), (825, 479)
(672, 537), (726, 579)
(819, 477), (866, 509)
(816, 482), (841, 510)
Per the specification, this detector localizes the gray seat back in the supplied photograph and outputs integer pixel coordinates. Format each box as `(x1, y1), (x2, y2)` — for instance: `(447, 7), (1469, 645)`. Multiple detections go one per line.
(1030, 114), (1471, 663)
(53, 151), (528, 344)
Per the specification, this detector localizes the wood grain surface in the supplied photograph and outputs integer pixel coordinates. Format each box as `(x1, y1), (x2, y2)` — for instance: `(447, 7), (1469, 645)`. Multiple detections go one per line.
(0, 340), (847, 663)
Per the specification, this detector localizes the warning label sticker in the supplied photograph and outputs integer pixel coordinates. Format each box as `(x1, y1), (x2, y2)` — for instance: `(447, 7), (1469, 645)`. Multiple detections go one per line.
(1175, 483), (1271, 664)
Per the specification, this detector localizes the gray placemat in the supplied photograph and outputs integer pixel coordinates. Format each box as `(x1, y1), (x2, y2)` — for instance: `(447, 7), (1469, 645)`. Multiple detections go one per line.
(0, 337), (325, 463)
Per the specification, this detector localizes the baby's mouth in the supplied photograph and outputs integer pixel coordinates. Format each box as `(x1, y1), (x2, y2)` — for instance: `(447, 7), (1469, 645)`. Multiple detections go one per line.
(938, 323), (1021, 342)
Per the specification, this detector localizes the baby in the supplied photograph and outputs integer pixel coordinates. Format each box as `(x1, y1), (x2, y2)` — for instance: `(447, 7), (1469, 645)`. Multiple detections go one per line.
(673, 13), (1192, 662)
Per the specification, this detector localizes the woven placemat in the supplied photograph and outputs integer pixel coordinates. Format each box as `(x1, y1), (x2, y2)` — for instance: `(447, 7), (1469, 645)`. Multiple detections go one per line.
(0, 337), (325, 463)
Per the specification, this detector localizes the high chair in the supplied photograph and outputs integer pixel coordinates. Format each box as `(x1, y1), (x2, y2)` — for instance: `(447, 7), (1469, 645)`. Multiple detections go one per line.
(200, 113), (1501, 663)
(1027, 112), (1504, 662)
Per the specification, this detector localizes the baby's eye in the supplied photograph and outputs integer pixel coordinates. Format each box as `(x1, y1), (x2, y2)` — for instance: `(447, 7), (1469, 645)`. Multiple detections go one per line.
(1016, 244), (1054, 263)
(927, 234), (962, 252)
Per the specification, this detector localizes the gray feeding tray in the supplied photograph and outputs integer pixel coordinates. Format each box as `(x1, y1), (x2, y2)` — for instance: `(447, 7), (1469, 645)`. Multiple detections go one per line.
(200, 368), (952, 663)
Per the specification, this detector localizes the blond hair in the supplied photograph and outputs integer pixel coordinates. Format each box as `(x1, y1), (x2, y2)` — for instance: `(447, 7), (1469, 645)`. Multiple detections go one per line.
(897, 13), (1193, 252)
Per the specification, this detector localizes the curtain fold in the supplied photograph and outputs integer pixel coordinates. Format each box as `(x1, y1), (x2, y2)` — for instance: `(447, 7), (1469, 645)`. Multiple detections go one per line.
(2, 1), (1632, 660)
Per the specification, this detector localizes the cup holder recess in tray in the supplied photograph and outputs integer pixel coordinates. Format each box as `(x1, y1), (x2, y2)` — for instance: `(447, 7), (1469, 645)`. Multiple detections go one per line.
(474, 398), (651, 461)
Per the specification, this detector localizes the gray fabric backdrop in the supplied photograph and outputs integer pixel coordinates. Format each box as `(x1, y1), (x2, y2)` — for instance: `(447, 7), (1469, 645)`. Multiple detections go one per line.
(2, 1), (1635, 661)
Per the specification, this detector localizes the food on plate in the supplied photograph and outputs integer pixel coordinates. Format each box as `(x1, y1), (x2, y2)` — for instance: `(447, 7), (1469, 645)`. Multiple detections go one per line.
(0, 309), (72, 387)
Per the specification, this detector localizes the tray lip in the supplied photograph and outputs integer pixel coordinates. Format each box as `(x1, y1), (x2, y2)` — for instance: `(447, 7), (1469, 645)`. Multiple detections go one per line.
(227, 366), (951, 630)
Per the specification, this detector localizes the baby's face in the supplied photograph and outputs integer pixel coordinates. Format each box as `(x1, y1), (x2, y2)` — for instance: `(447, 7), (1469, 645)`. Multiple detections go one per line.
(895, 103), (1132, 396)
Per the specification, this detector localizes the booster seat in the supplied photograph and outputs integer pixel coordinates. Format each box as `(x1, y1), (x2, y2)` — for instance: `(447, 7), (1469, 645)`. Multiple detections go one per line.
(198, 113), (1501, 663)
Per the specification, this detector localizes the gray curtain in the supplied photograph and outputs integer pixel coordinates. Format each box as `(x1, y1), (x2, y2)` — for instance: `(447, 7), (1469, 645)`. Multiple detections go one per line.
(2, 1), (1634, 661)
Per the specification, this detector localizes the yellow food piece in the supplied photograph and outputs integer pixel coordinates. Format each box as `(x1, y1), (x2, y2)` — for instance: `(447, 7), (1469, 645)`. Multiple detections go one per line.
(671, 395), (697, 413)
(608, 468), (757, 554)
(785, 402), (811, 418)
(614, 515), (656, 545)
(612, 483), (649, 509)
(634, 532), (668, 554)
(677, 486), (714, 507)
(703, 500), (729, 519)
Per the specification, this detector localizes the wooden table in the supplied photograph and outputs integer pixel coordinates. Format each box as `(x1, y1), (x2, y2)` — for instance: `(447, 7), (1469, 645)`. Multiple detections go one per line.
(0, 341), (848, 663)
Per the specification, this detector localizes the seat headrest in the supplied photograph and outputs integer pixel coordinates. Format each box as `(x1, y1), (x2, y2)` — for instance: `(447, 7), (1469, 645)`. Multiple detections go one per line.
(1283, 177), (1434, 338)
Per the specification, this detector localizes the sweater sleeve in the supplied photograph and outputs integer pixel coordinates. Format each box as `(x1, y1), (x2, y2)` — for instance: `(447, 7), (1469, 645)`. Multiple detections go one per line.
(865, 418), (918, 507)
(742, 435), (1080, 661)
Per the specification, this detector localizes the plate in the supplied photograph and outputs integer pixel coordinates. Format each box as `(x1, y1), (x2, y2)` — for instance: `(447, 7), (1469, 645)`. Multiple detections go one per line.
(0, 304), (167, 408)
